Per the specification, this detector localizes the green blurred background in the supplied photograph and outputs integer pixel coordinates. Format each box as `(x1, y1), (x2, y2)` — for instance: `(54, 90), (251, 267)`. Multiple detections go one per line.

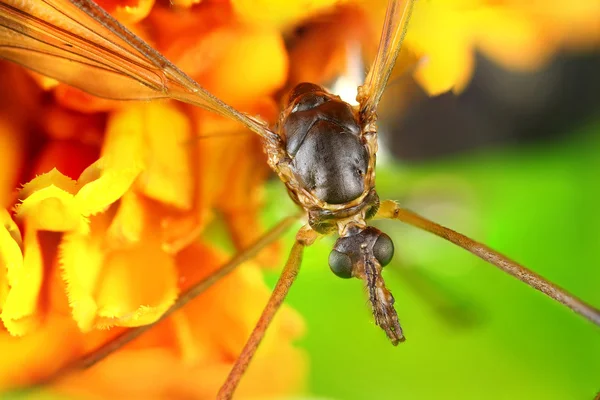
(260, 42), (600, 400)
(262, 119), (600, 399)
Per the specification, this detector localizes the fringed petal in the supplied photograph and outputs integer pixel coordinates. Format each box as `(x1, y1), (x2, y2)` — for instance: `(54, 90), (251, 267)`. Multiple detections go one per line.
(60, 212), (178, 331)
(75, 159), (141, 217)
(93, 239), (178, 329)
(1, 223), (43, 335)
(15, 172), (86, 234)
(0, 210), (22, 312)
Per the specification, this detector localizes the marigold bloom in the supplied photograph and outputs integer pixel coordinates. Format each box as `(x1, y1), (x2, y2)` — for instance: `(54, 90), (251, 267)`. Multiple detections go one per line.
(0, 0), (598, 399)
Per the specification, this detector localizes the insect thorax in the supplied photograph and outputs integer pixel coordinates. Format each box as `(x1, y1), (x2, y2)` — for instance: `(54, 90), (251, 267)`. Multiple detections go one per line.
(276, 83), (377, 233)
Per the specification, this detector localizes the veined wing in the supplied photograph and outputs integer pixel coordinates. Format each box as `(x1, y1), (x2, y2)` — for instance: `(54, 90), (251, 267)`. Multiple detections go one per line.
(0, 0), (278, 141)
(358, 0), (415, 122)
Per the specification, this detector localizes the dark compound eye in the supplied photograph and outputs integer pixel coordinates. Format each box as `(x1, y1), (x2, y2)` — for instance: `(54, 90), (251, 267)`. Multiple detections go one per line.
(328, 249), (353, 279)
(373, 233), (394, 267)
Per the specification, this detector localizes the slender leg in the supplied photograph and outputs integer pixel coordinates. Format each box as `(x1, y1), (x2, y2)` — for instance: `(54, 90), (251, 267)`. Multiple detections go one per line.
(377, 200), (600, 327)
(217, 226), (317, 400)
(40, 213), (301, 384)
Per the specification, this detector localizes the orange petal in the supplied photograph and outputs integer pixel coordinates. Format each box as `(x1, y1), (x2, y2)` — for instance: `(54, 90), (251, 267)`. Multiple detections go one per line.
(60, 214), (178, 331)
(170, 0), (201, 7)
(0, 312), (81, 388)
(0, 209), (22, 313)
(174, 242), (305, 363)
(75, 159), (140, 218)
(201, 24), (288, 106)
(135, 102), (194, 210)
(167, 241), (306, 397)
(41, 104), (105, 145)
(93, 240), (178, 329)
(409, 3), (475, 94)
(470, 7), (554, 71)
(106, 191), (146, 246)
(232, 0), (345, 29)
(31, 140), (99, 181)
(1, 223), (43, 336)
(0, 116), (25, 208)
(15, 169), (85, 233)
(95, 0), (155, 24)
(148, 5), (233, 79)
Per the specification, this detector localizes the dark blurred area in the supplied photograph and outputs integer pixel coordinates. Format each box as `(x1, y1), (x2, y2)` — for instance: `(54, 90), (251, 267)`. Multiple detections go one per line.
(382, 51), (600, 161)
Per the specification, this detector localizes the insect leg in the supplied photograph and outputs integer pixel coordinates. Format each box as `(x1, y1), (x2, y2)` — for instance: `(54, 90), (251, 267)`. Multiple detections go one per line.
(38, 213), (301, 385)
(217, 226), (318, 400)
(376, 200), (600, 327)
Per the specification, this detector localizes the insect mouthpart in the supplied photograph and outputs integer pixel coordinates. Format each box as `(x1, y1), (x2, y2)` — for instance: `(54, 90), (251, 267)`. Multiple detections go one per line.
(328, 226), (405, 345)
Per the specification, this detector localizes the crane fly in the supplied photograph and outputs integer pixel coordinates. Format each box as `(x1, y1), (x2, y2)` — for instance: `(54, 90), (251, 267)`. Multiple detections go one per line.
(1, 0), (599, 398)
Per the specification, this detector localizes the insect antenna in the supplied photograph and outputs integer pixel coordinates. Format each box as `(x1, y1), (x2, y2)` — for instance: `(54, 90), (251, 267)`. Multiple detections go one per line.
(377, 200), (600, 326)
(217, 225), (318, 400)
(37, 213), (301, 386)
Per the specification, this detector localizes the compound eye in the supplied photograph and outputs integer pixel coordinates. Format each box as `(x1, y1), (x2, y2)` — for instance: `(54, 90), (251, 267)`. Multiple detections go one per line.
(373, 233), (394, 267)
(328, 249), (353, 279)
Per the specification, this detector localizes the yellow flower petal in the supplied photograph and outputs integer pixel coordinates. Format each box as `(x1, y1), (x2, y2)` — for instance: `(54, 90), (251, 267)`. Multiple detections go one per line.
(75, 159), (140, 217)
(19, 168), (78, 200)
(94, 241), (178, 328)
(202, 25), (288, 106)
(98, 104), (146, 173)
(15, 169), (87, 233)
(106, 191), (145, 246)
(135, 102), (194, 210)
(470, 7), (553, 71)
(1, 223), (43, 335)
(59, 220), (106, 332)
(60, 214), (178, 331)
(0, 209), (22, 311)
(232, 0), (346, 28)
(409, 3), (475, 94)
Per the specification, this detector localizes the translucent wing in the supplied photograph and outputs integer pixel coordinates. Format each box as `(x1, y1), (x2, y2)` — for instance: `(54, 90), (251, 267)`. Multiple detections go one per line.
(358, 0), (415, 122)
(0, 0), (278, 141)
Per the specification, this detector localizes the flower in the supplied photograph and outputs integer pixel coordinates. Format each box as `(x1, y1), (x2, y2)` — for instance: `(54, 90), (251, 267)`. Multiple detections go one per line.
(405, 0), (600, 94)
(283, 0), (600, 95)
(0, 0), (313, 398)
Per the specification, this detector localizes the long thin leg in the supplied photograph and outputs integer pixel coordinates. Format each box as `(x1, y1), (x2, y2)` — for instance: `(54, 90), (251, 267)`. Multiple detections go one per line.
(377, 200), (600, 327)
(41, 213), (301, 384)
(217, 226), (316, 400)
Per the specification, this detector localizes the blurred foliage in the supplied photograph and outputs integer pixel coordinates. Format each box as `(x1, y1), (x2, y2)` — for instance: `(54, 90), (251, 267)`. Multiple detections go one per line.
(263, 120), (600, 399)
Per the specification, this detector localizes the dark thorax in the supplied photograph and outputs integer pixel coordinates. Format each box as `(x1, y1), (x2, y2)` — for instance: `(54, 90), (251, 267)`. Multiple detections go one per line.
(275, 82), (379, 231)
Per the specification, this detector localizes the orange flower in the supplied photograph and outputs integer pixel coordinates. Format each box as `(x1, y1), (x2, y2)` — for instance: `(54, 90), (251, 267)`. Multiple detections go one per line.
(404, 0), (600, 94)
(0, 0), (318, 398)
